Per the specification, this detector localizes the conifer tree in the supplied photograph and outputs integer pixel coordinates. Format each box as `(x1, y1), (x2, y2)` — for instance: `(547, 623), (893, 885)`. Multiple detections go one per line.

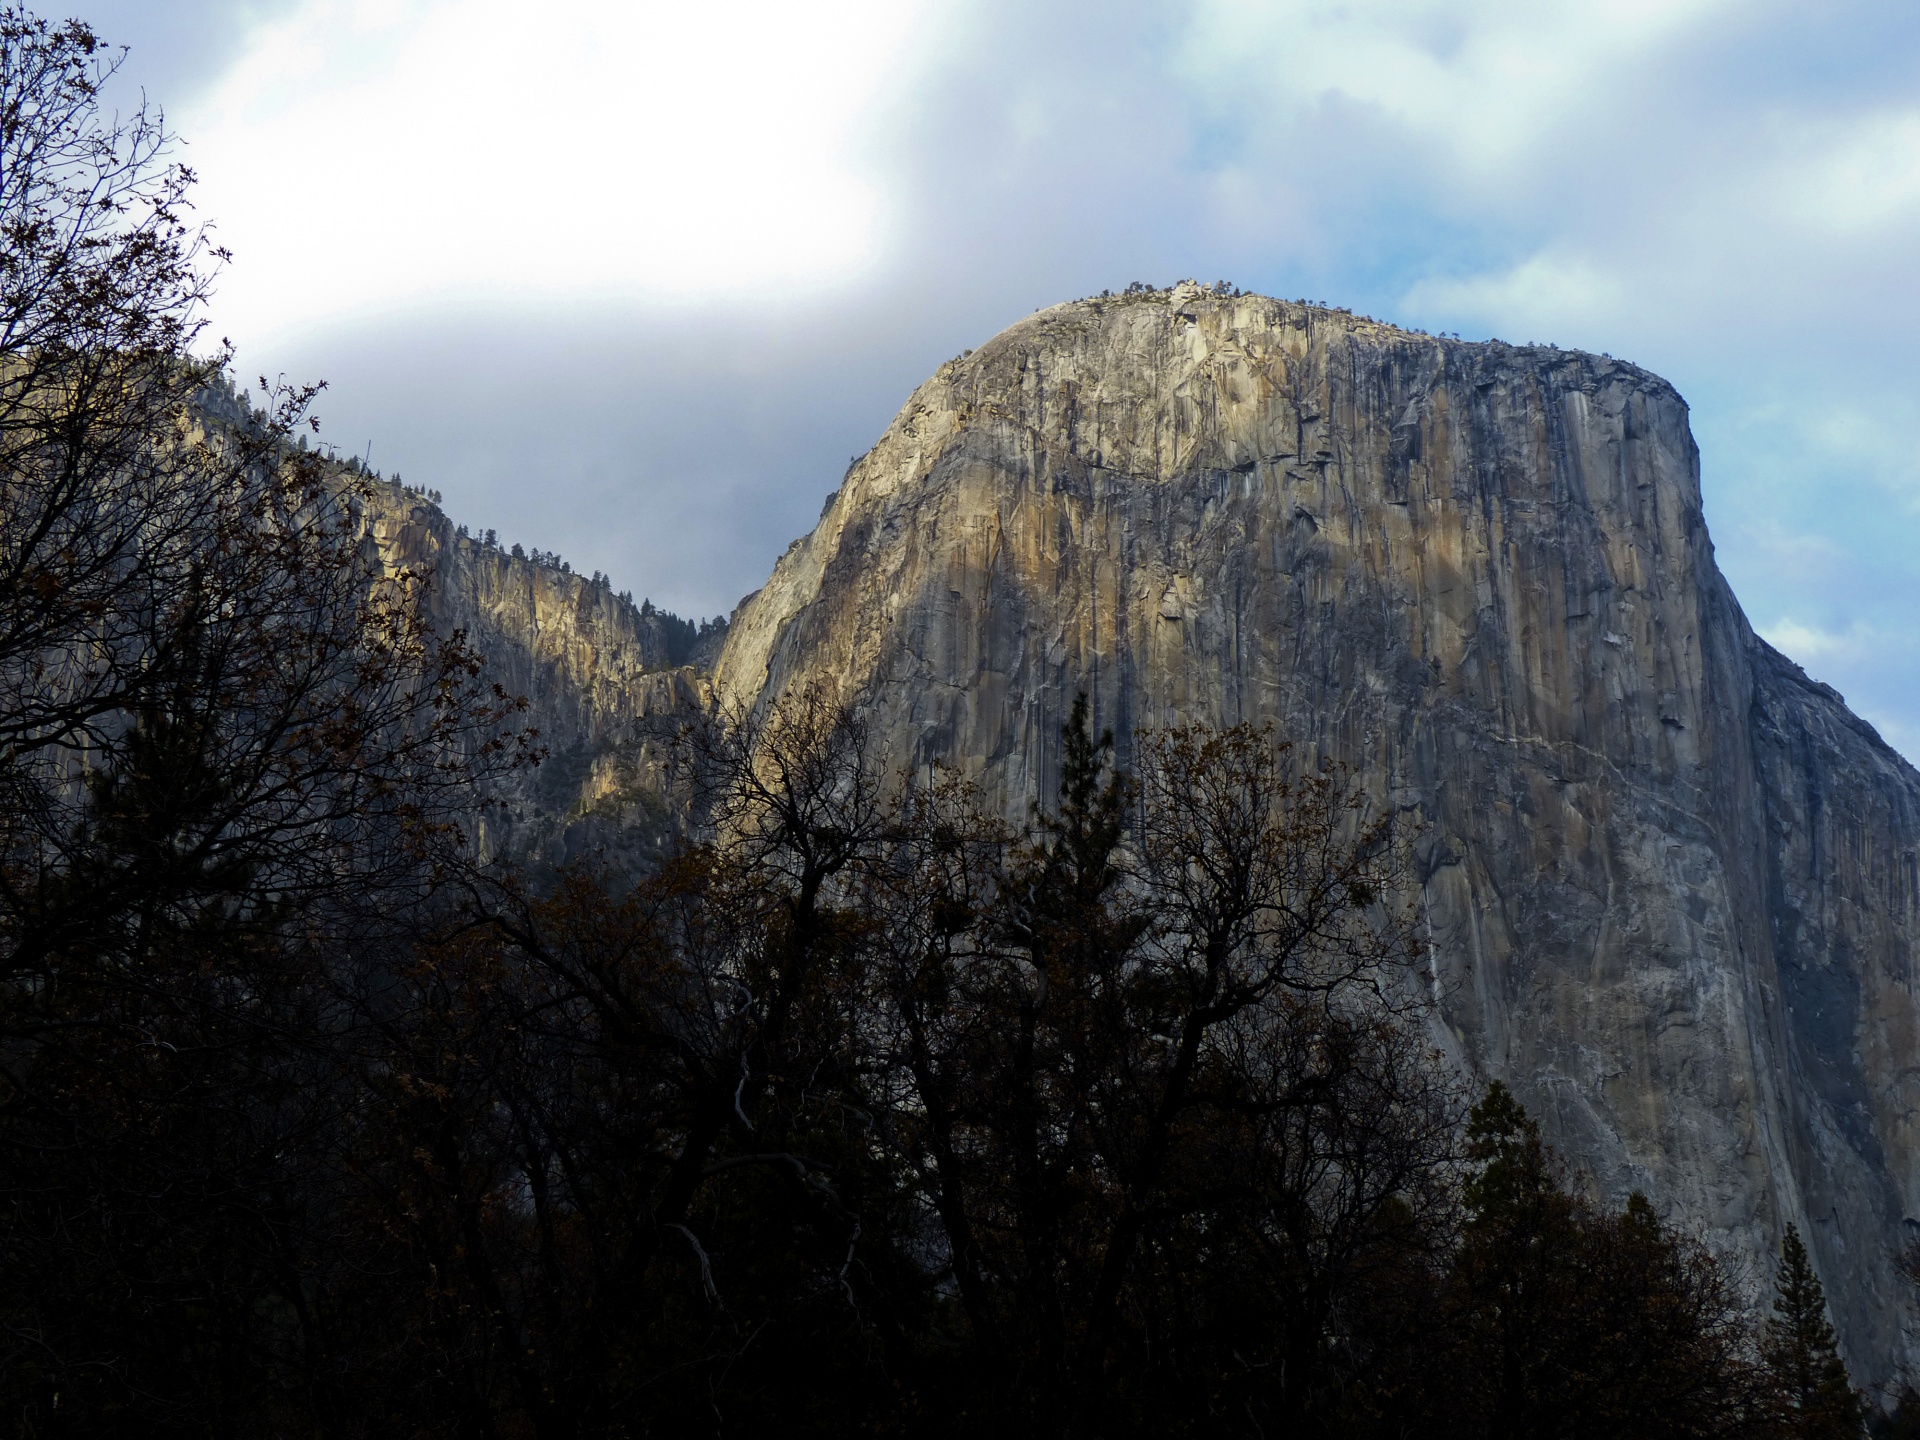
(1463, 1082), (1565, 1234)
(1764, 1225), (1864, 1439)
(1872, 1389), (1920, 1440)
(1454, 1082), (1581, 1435)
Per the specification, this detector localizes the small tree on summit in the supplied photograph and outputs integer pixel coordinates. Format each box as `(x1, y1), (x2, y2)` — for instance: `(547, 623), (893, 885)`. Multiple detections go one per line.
(1764, 1225), (1864, 1439)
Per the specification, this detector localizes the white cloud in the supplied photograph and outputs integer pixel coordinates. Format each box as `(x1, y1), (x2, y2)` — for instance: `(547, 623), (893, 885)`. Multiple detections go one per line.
(1779, 108), (1920, 236)
(1179, 0), (1740, 181)
(184, 0), (944, 347)
(1760, 618), (1872, 668)
(1402, 251), (1629, 339)
(1157, 1), (1920, 387)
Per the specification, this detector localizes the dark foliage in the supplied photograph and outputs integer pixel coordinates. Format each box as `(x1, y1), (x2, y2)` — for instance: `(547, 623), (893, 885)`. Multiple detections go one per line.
(1763, 1225), (1865, 1439)
(1442, 1084), (1768, 1440)
(637, 599), (727, 668)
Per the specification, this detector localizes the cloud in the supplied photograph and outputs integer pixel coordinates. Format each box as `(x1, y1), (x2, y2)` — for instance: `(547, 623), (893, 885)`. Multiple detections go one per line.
(1403, 254), (1629, 339)
(1759, 618), (1876, 670)
(1779, 107), (1920, 237)
(1179, 0), (1742, 184)
(181, 0), (945, 345)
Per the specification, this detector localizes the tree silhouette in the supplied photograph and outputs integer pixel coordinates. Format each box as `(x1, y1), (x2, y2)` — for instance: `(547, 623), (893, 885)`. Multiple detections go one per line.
(1763, 1225), (1863, 1439)
(1453, 1082), (1582, 1435)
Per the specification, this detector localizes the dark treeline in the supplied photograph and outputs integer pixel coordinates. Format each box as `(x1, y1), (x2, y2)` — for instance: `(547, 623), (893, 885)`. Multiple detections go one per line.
(0, 8), (1896, 1439)
(0, 658), (1880, 1438)
(636, 599), (728, 668)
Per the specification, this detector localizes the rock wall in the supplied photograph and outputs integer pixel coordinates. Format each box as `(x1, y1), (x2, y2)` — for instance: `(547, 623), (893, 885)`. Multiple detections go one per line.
(360, 481), (707, 859)
(712, 283), (1920, 1382)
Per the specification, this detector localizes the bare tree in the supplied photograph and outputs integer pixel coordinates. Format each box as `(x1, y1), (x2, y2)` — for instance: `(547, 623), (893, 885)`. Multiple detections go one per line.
(855, 702), (1447, 1436)
(0, 8), (528, 981)
(0, 15), (529, 1429)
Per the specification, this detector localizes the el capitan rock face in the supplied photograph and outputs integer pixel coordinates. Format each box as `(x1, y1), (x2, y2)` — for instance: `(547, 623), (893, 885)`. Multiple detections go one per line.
(711, 283), (1920, 1379)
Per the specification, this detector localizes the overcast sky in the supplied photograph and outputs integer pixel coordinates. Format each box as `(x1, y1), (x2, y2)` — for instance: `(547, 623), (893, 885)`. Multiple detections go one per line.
(64, 0), (1920, 760)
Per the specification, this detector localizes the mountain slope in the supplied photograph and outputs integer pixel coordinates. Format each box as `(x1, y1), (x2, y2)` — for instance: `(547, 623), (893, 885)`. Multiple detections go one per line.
(360, 479), (713, 860)
(712, 281), (1920, 1380)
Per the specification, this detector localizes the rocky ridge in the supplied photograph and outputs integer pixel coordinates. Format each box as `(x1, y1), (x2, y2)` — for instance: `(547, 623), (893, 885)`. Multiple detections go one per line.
(708, 282), (1920, 1383)
(357, 479), (715, 860)
(375, 284), (1920, 1384)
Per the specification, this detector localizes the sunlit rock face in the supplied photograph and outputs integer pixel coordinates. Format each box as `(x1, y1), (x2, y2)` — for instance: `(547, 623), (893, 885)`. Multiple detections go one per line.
(362, 483), (708, 859)
(713, 282), (1920, 1380)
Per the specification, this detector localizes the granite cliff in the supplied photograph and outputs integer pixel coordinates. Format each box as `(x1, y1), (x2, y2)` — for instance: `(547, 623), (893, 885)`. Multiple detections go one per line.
(372, 283), (1920, 1382)
(706, 282), (1920, 1383)
(357, 479), (717, 860)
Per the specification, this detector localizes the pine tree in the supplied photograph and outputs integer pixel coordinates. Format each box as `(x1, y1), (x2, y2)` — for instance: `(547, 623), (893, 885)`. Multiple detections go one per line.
(1462, 1081), (1564, 1231)
(1454, 1082), (1582, 1436)
(1764, 1225), (1864, 1439)
(1871, 1388), (1920, 1440)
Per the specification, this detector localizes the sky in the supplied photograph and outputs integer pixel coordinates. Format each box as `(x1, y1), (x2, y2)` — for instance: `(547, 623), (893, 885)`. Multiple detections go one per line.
(63, 0), (1920, 761)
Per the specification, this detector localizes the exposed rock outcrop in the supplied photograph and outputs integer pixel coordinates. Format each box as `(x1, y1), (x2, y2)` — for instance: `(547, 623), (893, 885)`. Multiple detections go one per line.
(361, 481), (710, 858)
(711, 283), (1920, 1382)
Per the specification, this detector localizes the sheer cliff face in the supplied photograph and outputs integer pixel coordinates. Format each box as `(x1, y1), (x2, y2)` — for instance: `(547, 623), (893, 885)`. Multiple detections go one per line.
(715, 283), (1920, 1378)
(363, 484), (705, 853)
